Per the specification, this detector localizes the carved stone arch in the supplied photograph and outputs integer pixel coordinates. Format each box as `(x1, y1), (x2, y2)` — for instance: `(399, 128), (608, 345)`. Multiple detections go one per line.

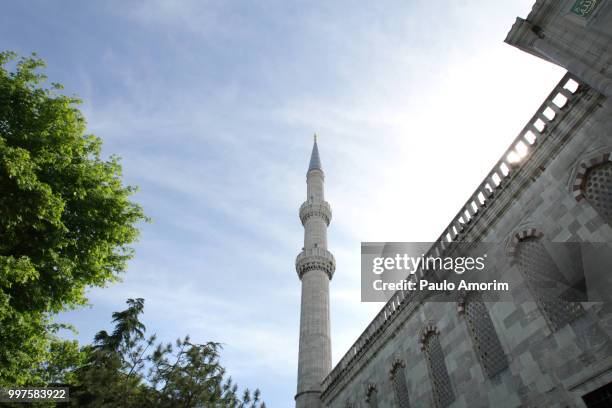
(418, 324), (441, 351)
(365, 383), (378, 405)
(565, 148), (609, 190)
(508, 227), (585, 331)
(506, 227), (545, 260)
(389, 358), (406, 377)
(419, 323), (455, 407)
(571, 151), (612, 202)
(389, 358), (411, 408)
(571, 150), (612, 226)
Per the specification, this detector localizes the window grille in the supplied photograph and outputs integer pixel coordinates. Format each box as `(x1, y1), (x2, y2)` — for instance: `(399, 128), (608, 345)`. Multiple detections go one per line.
(516, 237), (584, 331)
(583, 162), (612, 225)
(366, 385), (379, 408)
(422, 333), (454, 407)
(390, 363), (411, 408)
(463, 292), (508, 377)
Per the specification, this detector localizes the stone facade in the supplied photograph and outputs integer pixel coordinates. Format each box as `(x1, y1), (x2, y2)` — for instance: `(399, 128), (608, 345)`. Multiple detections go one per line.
(308, 1), (612, 407)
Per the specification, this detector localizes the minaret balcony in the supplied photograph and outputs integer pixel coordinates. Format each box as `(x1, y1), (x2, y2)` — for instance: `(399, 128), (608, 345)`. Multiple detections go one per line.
(299, 199), (332, 226)
(295, 247), (336, 280)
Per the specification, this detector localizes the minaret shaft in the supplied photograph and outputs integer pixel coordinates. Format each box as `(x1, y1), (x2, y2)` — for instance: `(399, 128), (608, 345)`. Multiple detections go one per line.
(307, 171), (325, 201)
(295, 141), (335, 408)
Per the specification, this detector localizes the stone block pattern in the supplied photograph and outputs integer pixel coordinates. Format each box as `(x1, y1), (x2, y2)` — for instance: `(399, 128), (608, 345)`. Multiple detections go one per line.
(320, 3), (612, 406)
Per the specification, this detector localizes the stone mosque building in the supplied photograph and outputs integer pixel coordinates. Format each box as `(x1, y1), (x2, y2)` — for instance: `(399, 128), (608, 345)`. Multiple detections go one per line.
(294, 1), (612, 407)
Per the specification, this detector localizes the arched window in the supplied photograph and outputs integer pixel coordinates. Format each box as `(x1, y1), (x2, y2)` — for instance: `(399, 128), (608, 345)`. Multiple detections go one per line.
(583, 161), (612, 225)
(365, 384), (379, 408)
(390, 361), (411, 408)
(515, 235), (584, 331)
(573, 153), (612, 227)
(420, 327), (454, 408)
(460, 292), (508, 378)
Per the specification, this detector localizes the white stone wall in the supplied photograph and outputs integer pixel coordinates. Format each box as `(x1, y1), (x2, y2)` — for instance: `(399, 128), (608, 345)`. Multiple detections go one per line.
(297, 270), (332, 396)
(307, 171), (325, 201)
(305, 216), (328, 249)
(506, 0), (612, 97)
(321, 2), (612, 403)
(323, 93), (612, 408)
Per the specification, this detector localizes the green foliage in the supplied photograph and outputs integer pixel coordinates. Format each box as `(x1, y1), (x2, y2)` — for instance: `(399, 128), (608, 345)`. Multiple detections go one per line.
(0, 51), (146, 385)
(70, 299), (265, 408)
(38, 334), (86, 386)
(0, 51), (262, 407)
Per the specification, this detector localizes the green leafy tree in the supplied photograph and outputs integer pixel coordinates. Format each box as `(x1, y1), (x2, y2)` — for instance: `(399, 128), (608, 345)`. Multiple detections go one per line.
(149, 337), (265, 407)
(0, 51), (146, 385)
(71, 299), (265, 408)
(35, 324), (87, 386)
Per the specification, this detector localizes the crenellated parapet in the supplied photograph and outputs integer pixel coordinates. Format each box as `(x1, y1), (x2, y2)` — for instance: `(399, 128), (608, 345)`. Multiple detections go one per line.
(299, 199), (332, 226)
(295, 247), (336, 280)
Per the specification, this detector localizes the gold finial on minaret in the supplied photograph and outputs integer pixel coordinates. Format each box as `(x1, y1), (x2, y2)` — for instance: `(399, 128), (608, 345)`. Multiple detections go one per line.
(314, 133), (318, 143)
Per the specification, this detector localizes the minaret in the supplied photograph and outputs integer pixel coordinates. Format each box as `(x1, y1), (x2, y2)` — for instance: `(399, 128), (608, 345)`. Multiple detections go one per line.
(295, 135), (335, 408)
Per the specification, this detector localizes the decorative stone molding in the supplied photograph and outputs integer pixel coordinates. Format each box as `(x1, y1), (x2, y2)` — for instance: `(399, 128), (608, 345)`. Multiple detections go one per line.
(307, 167), (324, 176)
(418, 324), (441, 351)
(295, 247), (336, 279)
(389, 359), (406, 377)
(365, 383), (377, 402)
(506, 228), (544, 257)
(299, 199), (332, 226)
(572, 152), (612, 201)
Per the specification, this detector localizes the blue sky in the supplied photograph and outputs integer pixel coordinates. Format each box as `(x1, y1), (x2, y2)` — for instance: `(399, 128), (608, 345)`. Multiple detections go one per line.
(2, 1), (564, 406)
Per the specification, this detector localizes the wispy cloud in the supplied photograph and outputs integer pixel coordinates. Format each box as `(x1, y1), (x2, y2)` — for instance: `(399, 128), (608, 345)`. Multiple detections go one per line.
(3, 0), (564, 405)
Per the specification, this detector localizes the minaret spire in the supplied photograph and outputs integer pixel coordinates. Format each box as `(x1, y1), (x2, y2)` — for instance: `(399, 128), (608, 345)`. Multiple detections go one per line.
(295, 136), (335, 408)
(308, 134), (322, 172)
